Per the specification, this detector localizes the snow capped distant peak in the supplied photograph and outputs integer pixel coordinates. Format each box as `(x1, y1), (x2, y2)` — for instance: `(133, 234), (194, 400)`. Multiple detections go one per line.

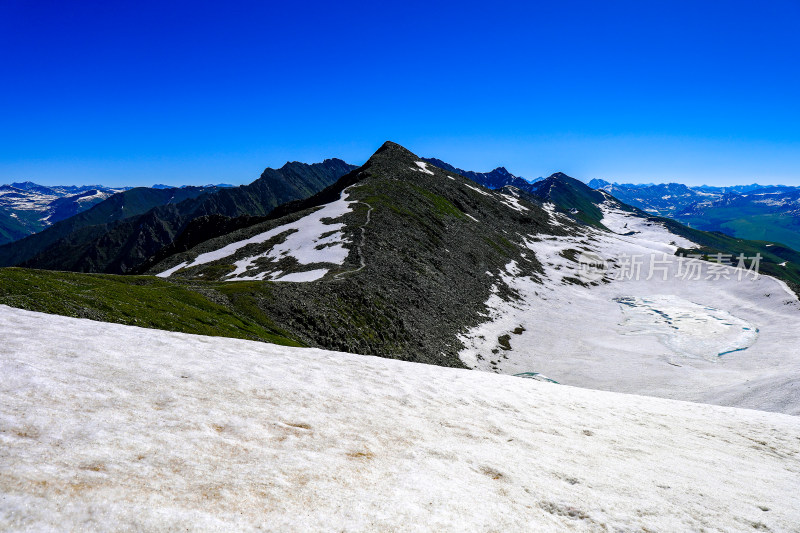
(0, 181), (125, 241)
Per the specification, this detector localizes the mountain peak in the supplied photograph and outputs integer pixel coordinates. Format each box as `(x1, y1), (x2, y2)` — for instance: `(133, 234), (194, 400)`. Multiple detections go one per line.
(372, 141), (419, 160)
(588, 178), (611, 189)
(359, 142), (424, 175)
(9, 181), (39, 190)
(546, 172), (574, 181)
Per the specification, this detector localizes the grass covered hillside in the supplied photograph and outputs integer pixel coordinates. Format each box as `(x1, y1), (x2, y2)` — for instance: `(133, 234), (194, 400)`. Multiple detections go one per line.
(0, 268), (302, 347)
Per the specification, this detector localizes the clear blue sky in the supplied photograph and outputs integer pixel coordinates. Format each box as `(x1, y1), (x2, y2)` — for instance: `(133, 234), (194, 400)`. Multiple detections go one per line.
(1, 0), (799, 187)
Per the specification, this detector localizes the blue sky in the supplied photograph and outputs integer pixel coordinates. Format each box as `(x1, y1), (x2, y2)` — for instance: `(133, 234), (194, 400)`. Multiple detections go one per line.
(1, 0), (799, 187)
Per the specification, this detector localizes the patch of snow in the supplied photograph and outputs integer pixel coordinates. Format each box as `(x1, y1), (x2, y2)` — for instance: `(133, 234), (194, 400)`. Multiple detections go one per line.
(463, 183), (491, 197)
(414, 161), (434, 175)
(75, 191), (110, 203)
(1, 305), (799, 531)
(753, 198), (789, 207)
(498, 190), (529, 213)
(540, 202), (568, 227)
(272, 268), (329, 282)
(599, 202), (696, 253)
(156, 261), (189, 278)
(156, 189), (356, 281)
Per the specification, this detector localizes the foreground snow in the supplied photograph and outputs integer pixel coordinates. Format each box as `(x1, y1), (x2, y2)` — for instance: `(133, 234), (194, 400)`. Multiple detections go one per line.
(1, 307), (799, 531)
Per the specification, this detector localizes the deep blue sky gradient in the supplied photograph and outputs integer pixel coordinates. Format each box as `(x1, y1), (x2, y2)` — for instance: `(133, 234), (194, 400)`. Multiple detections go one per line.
(2, 0), (799, 186)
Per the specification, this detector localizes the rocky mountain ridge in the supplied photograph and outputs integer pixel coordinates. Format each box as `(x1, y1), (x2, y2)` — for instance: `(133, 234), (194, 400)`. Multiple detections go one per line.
(0, 159), (355, 273)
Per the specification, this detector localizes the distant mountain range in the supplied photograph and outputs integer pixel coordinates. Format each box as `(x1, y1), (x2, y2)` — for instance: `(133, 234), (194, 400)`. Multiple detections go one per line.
(0, 159), (354, 273)
(587, 180), (800, 251)
(152, 183), (236, 189)
(0, 181), (130, 244)
(5, 166), (800, 262)
(0, 181), (256, 247)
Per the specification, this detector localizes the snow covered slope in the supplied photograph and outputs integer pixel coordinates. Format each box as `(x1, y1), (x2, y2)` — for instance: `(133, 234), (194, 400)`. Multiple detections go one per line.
(459, 199), (800, 414)
(1, 306), (799, 531)
(157, 188), (356, 281)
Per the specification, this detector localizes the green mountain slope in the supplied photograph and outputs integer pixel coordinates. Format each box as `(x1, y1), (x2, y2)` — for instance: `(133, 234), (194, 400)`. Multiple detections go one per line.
(0, 268), (301, 346)
(0, 210), (31, 244)
(657, 217), (800, 289)
(675, 201), (800, 253)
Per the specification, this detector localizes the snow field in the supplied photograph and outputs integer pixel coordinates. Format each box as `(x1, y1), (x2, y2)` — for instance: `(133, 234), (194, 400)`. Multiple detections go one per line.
(459, 202), (800, 414)
(1, 306), (799, 532)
